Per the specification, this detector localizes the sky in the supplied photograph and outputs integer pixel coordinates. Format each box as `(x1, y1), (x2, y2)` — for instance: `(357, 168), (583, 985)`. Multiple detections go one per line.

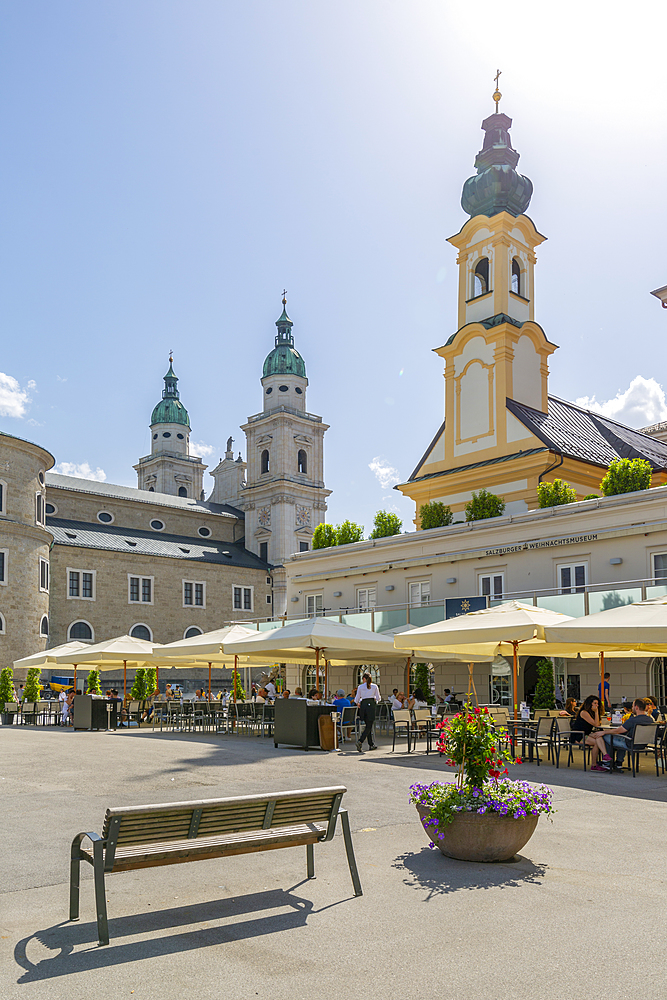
(1, 0), (667, 536)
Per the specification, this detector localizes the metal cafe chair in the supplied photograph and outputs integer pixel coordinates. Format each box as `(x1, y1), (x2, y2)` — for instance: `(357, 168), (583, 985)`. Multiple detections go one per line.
(391, 709), (413, 752)
(338, 705), (358, 744)
(626, 724), (659, 777)
(515, 715), (554, 766)
(550, 717), (574, 768)
(411, 709), (433, 753)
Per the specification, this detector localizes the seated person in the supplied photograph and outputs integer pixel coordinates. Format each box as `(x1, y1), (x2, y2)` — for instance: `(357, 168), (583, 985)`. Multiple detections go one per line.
(598, 698), (655, 770)
(407, 687), (429, 711)
(332, 689), (351, 710)
(443, 688), (454, 704)
(389, 688), (404, 711)
(290, 687), (305, 699)
(644, 696), (660, 720)
(559, 697), (578, 717)
(281, 689), (290, 698)
(570, 695), (604, 769)
(164, 684), (174, 701)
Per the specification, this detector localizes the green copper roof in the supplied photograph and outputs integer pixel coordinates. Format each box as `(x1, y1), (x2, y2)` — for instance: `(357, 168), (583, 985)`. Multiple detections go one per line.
(262, 300), (307, 379)
(151, 362), (191, 427)
(461, 112), (533, 218)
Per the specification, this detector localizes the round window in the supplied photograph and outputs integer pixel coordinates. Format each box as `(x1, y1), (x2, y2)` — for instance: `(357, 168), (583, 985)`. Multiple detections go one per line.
(177, 433), (184, 439)
(198, 526), (211, 538)
(163, 432), (171, 438)
(153, 433), (158, 440)
(150, 519), (164, 531)
(265, 387), (273, 395)
(279, 385), (289, 392)
(97, 511), (113, 523)
(45, 502), (56, 515)
(295, 387), (302, 394)
(38, 471), (45, 485)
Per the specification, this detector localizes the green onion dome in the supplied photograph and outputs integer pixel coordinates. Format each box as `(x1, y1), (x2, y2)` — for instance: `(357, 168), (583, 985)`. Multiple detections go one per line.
(151, 362), (191, 427)
(262, 302), (307, 378)
(461, 112), (533, 219)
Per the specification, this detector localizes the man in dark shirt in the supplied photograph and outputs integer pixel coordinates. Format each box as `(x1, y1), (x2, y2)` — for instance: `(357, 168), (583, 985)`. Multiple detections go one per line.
(602, 698), (654, 770)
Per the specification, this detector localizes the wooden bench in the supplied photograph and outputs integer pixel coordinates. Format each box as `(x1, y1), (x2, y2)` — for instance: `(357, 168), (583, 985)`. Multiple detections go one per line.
(69, 784), (362, 945)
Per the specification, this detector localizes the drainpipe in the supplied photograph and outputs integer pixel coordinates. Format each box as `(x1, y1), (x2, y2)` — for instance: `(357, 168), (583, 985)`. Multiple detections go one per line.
(538, 451), (564, 484)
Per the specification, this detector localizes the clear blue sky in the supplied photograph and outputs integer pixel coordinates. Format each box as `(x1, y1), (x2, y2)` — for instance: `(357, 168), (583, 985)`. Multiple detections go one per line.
(1, 1), (666, 535)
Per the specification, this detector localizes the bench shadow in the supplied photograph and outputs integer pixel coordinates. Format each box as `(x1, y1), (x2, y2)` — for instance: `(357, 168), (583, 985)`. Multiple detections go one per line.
(14, 888), (317, 983)
(392, 847), (548, 900)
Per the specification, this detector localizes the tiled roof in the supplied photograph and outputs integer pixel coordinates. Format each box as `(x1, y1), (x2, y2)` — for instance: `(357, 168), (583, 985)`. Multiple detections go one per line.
(507, 396), (667, 470)
(45, 473), (243, 518)
(48, 518), (268, 569)
(401, 447), (547, 485)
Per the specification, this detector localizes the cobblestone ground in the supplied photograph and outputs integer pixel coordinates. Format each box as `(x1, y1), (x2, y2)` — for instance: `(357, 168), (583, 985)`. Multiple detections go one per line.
(2, 725), (667, 1000)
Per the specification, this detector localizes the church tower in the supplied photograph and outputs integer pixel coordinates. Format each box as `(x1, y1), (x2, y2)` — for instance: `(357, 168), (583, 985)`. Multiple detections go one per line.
(239, 297), (330, 582)
(396, 85), (560, 521)
(134, 357), (207, 499)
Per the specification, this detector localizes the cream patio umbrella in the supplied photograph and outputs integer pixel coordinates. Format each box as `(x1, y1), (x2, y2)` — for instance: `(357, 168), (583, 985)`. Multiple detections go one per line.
(392, 601), (589, 719)
(223, 617), (406, 696)
(52, 634), (164, 700)
(13, 640), (89, 672)
(154, 624), (261, 700)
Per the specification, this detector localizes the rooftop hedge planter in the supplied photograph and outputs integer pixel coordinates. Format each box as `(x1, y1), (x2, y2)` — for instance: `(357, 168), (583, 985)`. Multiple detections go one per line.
(409, 706), (553, 863)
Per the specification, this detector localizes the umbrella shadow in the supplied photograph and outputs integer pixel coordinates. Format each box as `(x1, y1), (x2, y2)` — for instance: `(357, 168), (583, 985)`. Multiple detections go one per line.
(14, 888), (317, 983)
(393, 847), (548, 900)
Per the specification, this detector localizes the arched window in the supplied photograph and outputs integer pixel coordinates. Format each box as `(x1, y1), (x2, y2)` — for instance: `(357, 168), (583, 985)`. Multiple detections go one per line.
(177, 486), (187, 497)
(184, 626), (203, 639)
(356, 665), (380, 687)
(0, 612), (5, 634)
(68, 620), (93, 641)
(651, 657), (667, 707)
(297, 449), (307, 474)
(511, 257), (521, 295)
(303, 664), (328, 696)
(130, 623), (152, 642)
(39, 615), (49, 637)
(261, 450), (270, 474)
(473, 257), (489, 297)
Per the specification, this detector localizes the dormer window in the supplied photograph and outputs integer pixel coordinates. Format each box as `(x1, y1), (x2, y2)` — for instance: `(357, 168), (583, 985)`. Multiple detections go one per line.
(511, 257), (521, 295)
(473, 257), (489, 297)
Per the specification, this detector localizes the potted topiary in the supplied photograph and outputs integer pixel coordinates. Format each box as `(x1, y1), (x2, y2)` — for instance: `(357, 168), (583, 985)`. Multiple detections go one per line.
(0, 666), (15, 725)
(86, 669), (102, 696)
(410, 706), (553, 862)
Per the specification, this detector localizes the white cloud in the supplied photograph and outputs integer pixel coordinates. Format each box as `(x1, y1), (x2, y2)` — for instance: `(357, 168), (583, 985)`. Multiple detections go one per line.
(0, 371), (32, 418)
(190, 439), (217, 458)
(55, 462), (107, 482)
(369, 456), (400, 489)
(576, 376), (667, 428)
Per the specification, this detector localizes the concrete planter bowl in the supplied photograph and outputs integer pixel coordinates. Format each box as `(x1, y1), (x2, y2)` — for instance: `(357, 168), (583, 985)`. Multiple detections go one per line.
(416, 803), (539, 862)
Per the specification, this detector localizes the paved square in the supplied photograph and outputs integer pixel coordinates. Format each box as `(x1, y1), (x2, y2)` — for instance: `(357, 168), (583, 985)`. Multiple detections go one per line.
(1, 726), (666, 999)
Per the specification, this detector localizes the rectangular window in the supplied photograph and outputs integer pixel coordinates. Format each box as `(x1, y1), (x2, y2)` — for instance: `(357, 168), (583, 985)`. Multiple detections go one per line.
(480, 574), (504, 600)
(653, 553), (667, 581)
(68, 569), (96, 601)
(409, 581), (431, 606)
(558, 563), (587, 594)
(0, 481), (5, 514)
(299, 541), (309, 552)
(36, 493), (45, 525)
(306, 593), (323, 616)
(233, 585), (253, 612)
(129, 575), (153, 604)
(0, 549), (6, 584)
(266, 594), (272, 604)
(39, 558), (49, 593)
(183, 581), (206, 608)
(259, 541), (268, 562)
(356, 587), (377, 610)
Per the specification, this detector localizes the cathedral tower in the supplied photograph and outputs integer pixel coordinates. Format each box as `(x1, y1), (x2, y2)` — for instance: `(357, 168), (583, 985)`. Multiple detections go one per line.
(239, 297), (330, 585)
(134, 357), (207, 499)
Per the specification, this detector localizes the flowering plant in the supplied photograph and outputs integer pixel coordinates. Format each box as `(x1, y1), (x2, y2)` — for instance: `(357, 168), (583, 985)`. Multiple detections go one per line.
(409, 779), (554, 840)
(435, 705), (514, 788)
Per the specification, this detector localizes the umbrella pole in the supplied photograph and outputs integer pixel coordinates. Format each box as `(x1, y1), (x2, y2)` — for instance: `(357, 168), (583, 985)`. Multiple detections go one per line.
(123, 660), (127, 701)
(600, 651), (605, 718)
(73, 664), (77, 693)
(512, 641), (519, 721)
(406, 656), (411, 699)
(316, 647), (320, 693)
(233, 655), (238, 704)
(208, 662), (211, 701)
(325, 659), (329, 700)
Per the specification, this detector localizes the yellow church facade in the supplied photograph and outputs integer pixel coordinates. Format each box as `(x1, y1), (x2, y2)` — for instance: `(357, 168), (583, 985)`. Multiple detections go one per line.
(397, 111), (667, 524)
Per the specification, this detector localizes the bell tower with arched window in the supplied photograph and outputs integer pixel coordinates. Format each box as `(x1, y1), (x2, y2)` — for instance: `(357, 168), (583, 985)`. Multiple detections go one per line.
(238, 297), (330, 605)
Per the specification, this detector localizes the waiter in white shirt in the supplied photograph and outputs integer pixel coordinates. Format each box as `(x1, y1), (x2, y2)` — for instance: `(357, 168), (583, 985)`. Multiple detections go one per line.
(354, 672), (381, 752)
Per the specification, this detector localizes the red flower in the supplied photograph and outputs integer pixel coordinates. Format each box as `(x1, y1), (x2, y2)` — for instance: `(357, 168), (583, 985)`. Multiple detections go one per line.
(516, 758), (522, 764)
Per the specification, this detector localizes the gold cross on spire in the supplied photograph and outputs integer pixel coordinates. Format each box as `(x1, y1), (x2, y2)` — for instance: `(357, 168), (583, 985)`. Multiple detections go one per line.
(493, 68), (502, 112)
(282, 289), (287, 306)
(168, 349), (173, 364)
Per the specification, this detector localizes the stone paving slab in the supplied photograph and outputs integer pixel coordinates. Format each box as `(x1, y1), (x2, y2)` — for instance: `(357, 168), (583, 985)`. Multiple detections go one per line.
(1, 726), (667, 999)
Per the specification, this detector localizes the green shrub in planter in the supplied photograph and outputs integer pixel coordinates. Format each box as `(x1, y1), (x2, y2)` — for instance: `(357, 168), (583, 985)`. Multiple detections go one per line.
(145, 667), (157, 697)
(0, 666), (14, 712)
(24, 667), (41, 702)
(312, 523), (336, 549)
(86, 670), (102, 696)
(336, 520), (364, 545)
(130, 668), (148, 701)
(532, 659), (556, 709)
(600, 457), (652, 496)
(419, 501), (453, 529)
(536, 479), (577, 508)
(370, 511), (402, 538)
(232, 671), (246, 701)
(464, 489), (505, 521)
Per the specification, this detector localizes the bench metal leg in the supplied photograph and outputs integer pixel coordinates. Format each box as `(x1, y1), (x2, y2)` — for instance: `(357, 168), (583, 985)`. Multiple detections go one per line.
(306, 842), (315, 879)
(93, 839), (110, 946)
(339, 810), (363, 897)
(69, 847), (81, 921)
